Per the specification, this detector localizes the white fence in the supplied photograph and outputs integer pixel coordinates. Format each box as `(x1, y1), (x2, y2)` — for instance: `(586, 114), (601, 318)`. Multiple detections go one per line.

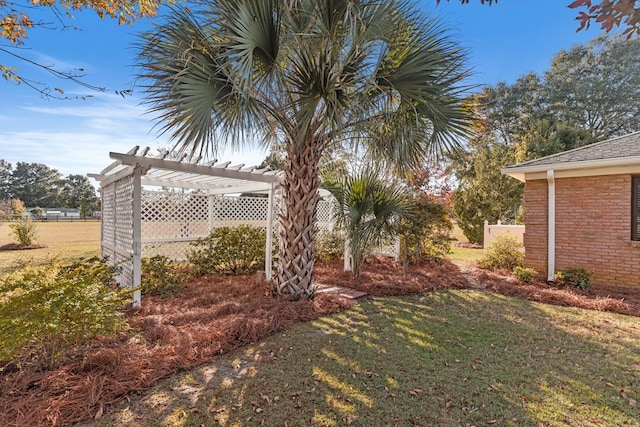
(483, 220), (525, 250)
(140, 190), (335, 260)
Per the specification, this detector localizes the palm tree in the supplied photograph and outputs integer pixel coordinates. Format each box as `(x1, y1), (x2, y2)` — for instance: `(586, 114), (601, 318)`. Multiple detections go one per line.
(137, 0), (473, 299)
(324, 167), (413, 277)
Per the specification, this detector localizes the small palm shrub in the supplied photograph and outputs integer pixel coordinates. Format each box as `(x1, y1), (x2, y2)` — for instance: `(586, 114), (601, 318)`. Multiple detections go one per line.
(141, 255), (184, 297)
(323, 167), (412, 277)
(478, 235), (524, 271)
(9, 216), (38, 246)
(0, 258), (129, 370)
(555, 267), (592, 290)
(188, 226), (267, 275)
(513, 266), (537, 284)
(315, 230), (345, 262)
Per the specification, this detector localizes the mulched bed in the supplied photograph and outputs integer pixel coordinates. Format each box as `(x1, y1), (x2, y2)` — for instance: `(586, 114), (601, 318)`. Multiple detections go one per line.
(0, 275), (352, 427)
(315, 256), (468, 297)
(469, 265), (640, 317)
(1, 257), (639, 427)
(0, 243), (47, 251)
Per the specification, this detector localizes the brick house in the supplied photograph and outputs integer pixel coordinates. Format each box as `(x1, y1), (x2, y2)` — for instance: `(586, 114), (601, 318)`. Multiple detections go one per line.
(502, 131), (640, 289)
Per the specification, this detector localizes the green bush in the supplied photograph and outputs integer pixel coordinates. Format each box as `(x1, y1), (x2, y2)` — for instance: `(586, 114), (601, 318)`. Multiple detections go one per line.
(141, 255), (184, 297)
(9, 216), (38, 246)
(477, 235), (524, 271)
(399, 195), (452, 265)
(187, 226), (267, 275)
(555, 267), (593, 290)
(315, 229), (345, 262)
(0, 258), (129, 369)
(513, 266), (537, 283)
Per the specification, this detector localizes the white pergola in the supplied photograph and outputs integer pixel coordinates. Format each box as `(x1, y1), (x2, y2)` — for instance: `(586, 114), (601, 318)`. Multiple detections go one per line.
(89, 146), (291, 307)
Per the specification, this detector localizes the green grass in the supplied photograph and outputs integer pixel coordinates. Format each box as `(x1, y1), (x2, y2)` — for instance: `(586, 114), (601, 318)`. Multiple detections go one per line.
(90, 291), (640, 427)
(447, 246), (484, 264)
(447, 223), (484, 264)
(0, 221), (100, 274)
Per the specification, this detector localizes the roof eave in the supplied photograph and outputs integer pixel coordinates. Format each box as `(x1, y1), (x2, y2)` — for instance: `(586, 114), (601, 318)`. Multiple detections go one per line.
(501, 156), (640, 181)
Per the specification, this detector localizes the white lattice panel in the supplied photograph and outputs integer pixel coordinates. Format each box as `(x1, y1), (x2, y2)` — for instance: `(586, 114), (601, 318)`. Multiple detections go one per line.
(101, 176), (135, 288)
(101, 182), (115, 250)
(141, 190), (209, 239)
(212, 196), (270, 228)
(317, 198), (334, 231)
(104, 183), (337, 264)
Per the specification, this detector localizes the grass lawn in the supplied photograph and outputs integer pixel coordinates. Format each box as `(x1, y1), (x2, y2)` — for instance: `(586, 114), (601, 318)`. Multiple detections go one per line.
(92, 290), (640, 427)
(447, 246), (484, 264)
(0, 221), (100, 274)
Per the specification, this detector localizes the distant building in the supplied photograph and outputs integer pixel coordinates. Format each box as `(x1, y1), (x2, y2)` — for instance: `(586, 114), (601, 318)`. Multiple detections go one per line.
(27, 207), (81, 220)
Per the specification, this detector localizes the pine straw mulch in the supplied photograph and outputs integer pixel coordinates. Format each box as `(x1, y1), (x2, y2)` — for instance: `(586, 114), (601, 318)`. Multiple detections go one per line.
(2, 257), (640, 427)
(0, 274), (352, 427)
(467, 264), (640, 317)
(314, 256), (469, 297)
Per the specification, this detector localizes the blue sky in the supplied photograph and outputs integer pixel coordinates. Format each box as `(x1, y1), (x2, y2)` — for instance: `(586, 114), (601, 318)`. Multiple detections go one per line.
(0, 0), (603, 178)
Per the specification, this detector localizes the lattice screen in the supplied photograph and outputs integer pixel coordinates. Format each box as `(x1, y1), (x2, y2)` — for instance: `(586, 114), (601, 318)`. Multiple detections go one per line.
(316, 197), (334, 231)
(139, 190), (336, 260)
(101, 175), (134, 288)
(103, 180), (340, 289)
(141, 190), (210, 258)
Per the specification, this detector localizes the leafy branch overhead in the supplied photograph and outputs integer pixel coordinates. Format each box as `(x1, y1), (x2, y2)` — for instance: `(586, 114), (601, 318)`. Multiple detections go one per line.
(0, 0), (168, 98)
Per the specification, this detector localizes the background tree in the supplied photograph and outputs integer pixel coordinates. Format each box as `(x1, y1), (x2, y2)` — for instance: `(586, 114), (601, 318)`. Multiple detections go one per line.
(59, 174), (98, 216)
(0, 159), (11, 200)
(8, 162), (62, 207)
(138, 1), (473, 299)
(451, 137), (523, 244)
(544, 35), (640, 139)
(450, 34), (640, 243)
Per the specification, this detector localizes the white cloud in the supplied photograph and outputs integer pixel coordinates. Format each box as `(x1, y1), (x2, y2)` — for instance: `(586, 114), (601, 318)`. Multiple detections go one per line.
(2, 92), (267, 179)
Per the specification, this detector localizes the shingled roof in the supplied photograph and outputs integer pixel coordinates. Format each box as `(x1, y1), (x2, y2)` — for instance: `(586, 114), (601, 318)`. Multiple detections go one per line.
(502, 131), (640, 181)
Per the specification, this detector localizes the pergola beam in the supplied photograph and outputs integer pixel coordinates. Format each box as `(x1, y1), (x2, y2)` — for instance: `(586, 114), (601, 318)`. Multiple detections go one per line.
(110, 152), (282, 185)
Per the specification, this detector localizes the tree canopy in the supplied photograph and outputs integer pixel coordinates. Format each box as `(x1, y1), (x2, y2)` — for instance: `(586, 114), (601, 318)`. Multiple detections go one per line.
(450, 34), (640, 244)
(0, 160), (98, 213)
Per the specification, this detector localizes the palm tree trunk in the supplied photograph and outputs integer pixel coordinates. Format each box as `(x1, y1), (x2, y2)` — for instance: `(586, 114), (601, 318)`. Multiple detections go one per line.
(274, 143), (321, 299)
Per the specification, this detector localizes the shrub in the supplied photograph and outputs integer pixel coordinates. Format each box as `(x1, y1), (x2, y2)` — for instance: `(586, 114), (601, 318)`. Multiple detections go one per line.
(141, 255), (184, 297)
(555, 267), (593, 290)
(9, 216), (38, 246)
(0, 258), (129, 369)
(477, 235), (524, 271)
(513, 266), (537, 283)
(187, 226), (267, 275)
(399, 195), (452, 266)
(315, 229), (345, 262)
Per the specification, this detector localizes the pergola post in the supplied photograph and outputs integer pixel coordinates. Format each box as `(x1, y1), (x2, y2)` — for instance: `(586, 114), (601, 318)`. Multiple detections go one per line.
(265, 183), (275, 281)
(207, 194), (215, 233)
(132, 165), (142, 308)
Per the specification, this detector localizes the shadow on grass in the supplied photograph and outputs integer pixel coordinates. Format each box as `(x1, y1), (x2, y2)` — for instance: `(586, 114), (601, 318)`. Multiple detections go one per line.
(90, 290), (640, 427)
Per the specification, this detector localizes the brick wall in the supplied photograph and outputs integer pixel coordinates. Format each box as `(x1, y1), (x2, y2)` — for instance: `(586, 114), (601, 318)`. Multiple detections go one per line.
(524, 174), (640, 289)
(523, 180), (548, 275)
